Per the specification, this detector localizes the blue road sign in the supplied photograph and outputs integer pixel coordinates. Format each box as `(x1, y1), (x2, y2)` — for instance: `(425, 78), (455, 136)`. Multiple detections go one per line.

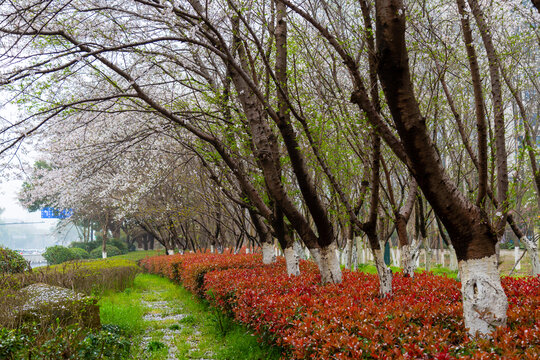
(41, 207), (73, 219)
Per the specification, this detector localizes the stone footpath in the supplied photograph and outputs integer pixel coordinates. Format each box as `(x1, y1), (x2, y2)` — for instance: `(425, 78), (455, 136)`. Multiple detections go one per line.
(136, 289), (214, 360)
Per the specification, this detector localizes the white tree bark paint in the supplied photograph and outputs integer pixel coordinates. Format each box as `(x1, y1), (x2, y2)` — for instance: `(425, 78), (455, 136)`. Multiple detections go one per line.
(345, 238), (353, 269)
(459, 255), (508, 338)
(319, 243), (342, 284)
(449, 245), (458, 270)
(355, 237), (363, 266)
(262, 242), (276, 264)
(167, 249), (174, 255)
(390, 247), (397, 266)
(210, 245), (215, 254)
(425, 247), (432, 271)
(284, 246), (300, 276)
(514, 246), (521, 270)
(102, 251), (107, 259)
(246, 248), (250, 254)
(309, 247), (322, 268)
(402, 240), (420, 277)
(374, 249), (392, 297)
(521, 236), (540, 276)
(401, 245), (411, 274)
(294, 241), (307, 260)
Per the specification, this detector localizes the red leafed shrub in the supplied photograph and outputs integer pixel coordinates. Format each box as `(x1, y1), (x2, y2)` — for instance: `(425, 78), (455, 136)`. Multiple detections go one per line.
(142, 252), (540, 359)
(139, 251), (263, 295)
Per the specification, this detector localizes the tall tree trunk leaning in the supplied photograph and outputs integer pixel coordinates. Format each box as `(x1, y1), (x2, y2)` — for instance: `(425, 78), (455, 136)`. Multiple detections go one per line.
(274, 1), (340, 283)
(365, 132), (392, 297)
(278, 0), (510, 334)
(375, 0), (507, 336)
(391, 176), (418, 276)
(228, 6), (334, 280)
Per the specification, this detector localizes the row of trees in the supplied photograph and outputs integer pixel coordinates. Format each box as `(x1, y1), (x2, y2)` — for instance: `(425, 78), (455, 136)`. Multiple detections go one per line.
(1, 0), (539, 337)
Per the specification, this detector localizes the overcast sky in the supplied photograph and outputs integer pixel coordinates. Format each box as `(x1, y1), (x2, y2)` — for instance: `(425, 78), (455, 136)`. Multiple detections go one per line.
(0, 100), (58, 230)
(0, 178), (57, 229)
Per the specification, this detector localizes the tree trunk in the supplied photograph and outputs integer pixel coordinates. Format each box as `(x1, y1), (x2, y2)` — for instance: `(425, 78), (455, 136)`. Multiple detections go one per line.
(402, 237), (420, 277)
(345, 238), (354, 269)
(262, 241), (276, 264)
(459, 255), (507, 337)
(319, 243), (342, 284)
(375, 0), (507, 336)
(424, 238), (432, 272)
(449, 244), (458, 271)
(356, 236), (364, 266)
(101, 213), (110, 259)
(521, 236), (540, 276)
(309, 247), (322, 269)
(230, 4), (339, 282)
(284, 245), (300, 276)
(373, 248), (393, 297)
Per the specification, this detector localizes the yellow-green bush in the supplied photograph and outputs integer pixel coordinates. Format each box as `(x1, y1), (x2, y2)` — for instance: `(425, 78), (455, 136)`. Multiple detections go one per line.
(0, 258), (140, 329)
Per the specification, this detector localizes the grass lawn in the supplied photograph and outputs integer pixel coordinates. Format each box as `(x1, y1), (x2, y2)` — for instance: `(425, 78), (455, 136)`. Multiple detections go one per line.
(99, 273), (282, 360)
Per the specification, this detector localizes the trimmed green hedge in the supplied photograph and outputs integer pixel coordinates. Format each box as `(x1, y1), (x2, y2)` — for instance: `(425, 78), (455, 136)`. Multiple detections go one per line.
(90, 245), (121, 259)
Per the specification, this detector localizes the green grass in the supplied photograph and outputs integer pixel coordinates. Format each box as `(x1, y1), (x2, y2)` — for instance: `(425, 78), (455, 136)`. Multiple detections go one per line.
(354, 263), (401, 274)
(354, 263), (459, 279)
(99, 288), (146, 335)
(424, 264), (459, 279)
(109, 250), (165, 262)
(98, 273), (281, 360)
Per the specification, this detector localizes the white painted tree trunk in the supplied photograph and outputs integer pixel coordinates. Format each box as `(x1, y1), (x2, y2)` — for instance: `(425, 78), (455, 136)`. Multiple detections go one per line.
(390, 247), (397, 266)
(167, 249), (174, 255)
(262, 242), (276, 264)
(521, 236), (540, 276)
(401, 245), (411, 274)
(426, 247), (432, 271)
(345, 238), (353, 269)
(246, 248), (250, 254)
(355, 236), (363, 266)
(319, 243), (342, 284)
(102, 251), (107, 259)
(336, 249), (342, 266)
(514, 246), (521, 270)
(294, 241), (307, 260)
(449, 245), (458, 270)
(374, 249), (393, 297)
(284, 246), (300, 276)
(210, 245), (215, 254)
(309, 247), (322, 268)
(351, 241), (357, 270)
(402, 238), (420, 277)
(459, 255), (508, 337)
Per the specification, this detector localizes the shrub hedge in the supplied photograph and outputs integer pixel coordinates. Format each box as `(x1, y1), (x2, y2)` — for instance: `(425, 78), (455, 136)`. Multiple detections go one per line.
(90, 245), (122, 259)
(0, 247), (29, 274)
(141, 253), (540, 359)
(0, 258), (140, 329)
